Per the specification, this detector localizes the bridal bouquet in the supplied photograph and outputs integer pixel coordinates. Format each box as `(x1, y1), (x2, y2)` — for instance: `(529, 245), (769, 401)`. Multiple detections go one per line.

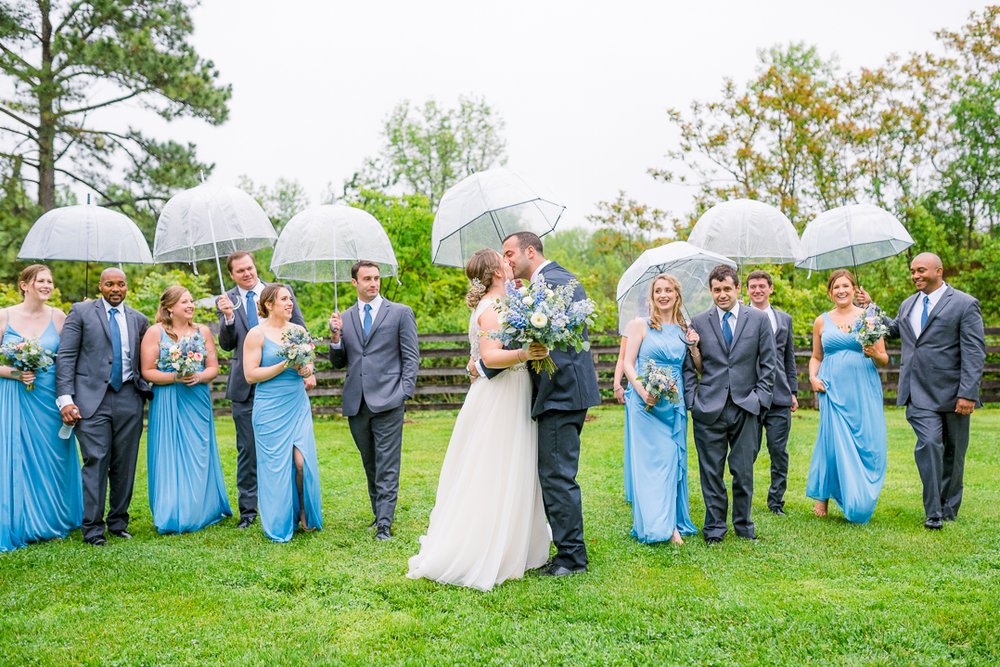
(280, 328), (316, 369)
(0, 337), (54, 391)
(491, 278), (596, 376)
(851, 304), (890, 347)
(158, 333), (207, 377)
(637, 360), (679, 412)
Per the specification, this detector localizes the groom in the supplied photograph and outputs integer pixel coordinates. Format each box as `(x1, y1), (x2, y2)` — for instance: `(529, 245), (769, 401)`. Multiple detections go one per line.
(684, 265), (776, 544)
(479, 232), (601, 576)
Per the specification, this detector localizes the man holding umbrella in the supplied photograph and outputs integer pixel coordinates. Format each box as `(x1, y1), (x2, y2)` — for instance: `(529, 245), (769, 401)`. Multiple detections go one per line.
(217, 251), (305, 530)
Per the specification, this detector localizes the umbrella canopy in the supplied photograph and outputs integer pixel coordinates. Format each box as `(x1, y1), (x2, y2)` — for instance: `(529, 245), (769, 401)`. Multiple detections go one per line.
(432, 167), (564, 267)
(153, 184), (276, 264)
(18, 203), (153, 264)
(688, 198), (800, 265)
(795, 204), (914, 271)
(616, 241), (737, 334)
(270, 204), (398, 310)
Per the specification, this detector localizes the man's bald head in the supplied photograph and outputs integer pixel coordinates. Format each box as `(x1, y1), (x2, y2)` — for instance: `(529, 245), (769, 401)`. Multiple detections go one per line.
(910, 252), (944, 295)
(100, 267), (126, 283)
(99, 267), (128, 306)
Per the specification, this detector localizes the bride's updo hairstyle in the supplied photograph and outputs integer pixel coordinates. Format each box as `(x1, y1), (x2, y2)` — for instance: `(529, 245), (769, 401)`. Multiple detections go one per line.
(465, 249), (503, 309)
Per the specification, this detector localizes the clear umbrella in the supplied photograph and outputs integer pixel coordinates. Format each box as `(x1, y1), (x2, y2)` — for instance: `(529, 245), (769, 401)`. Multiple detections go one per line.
(17, 198), (154, 292)
(153, 184), (277, 307)
(270, 204), (398, 311)
(688, 199), (800, 281)
(795, 204), (914, 282)
(616, 241), (737, 334)
(432, 167), (564, 267)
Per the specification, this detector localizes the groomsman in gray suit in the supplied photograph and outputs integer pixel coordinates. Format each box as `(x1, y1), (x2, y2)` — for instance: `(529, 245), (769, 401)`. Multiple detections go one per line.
(861, 252), (985, 530)
(217, 251), (305, 529)
(746, 270), (798, 515)
(57, 268), (150, 546)
(328, 261), (419, 541)
(684, 265), (776, 543)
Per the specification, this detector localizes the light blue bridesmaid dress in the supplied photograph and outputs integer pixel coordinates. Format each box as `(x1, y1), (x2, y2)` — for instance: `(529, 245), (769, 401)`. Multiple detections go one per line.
(0, 366), (25, 552)
(623, 323), (698, 543)
(147, 329), (232, 534)
(806, 313), (887, 524)
(252, 337), (322, 542)
(4, 320), (83, 545)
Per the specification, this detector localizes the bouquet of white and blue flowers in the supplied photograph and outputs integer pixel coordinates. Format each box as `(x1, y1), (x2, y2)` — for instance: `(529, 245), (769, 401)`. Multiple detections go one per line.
(279, 327), (316, 369)
(0, 337), (54, 391)
(637, 360), (679, 412)
(491, 278), (596, 376)
(851, 304), (890, 347)
(157, 333), (207, 377)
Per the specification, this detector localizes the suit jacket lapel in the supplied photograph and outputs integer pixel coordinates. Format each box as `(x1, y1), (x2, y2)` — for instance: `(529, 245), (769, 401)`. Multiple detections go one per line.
(95, 299), (112, 343)
(919, 287), (953, 340)
(230, 287), (248, 330)
(730, 308), (750, 348)
(898, 294), (918, 339)
(124, 305), (139, 354)
(706, 308), (727, 351)
(349, 304), (363, 346)
(366, 300), (391, 342)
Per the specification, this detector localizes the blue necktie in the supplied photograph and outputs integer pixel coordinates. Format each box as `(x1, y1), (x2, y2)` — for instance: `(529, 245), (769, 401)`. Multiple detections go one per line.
(362, 303), (373, 338)
(246, 290), (259, 328)
(108, 307), (123, 391)
(722, 311), (734, 348)
(919, 295), (930, 333)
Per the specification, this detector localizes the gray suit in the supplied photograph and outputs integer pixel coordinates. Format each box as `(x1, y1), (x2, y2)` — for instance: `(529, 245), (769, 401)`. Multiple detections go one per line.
(684, 305), (776, 540)
(330, 297), (419, 528)
(56, 299), (150, 541)
(754, 307), (798, 512)
(884, 285), (986, 521)
(217, 284), (305, 522)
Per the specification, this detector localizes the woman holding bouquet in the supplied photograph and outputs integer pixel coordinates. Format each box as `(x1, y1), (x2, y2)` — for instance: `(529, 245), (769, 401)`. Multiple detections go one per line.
(621, 274), (699, 544)
(0, 264), (82, 551)
(243, 284), (321, 542)
(806, 270), (888, 524)
(140, 286), (231, 534)
(408, 249), (551, 591)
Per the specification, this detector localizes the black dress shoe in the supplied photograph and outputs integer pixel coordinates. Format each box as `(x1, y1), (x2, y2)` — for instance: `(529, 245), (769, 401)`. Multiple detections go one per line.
(705, 536), (723, 545)
(368, 519), (378, 529)
(236, 516), (255, 529)
(375, 525), (391, 541)
(540, 563), (587, 577)
(110, 529), (133, 539)
(770, 507), (786, 516)
(85, 536), (107, 547)
(924, 518), (943, 530)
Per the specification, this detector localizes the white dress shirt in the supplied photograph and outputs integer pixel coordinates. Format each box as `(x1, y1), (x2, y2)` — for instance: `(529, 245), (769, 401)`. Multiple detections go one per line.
(530, 260), (552, 284)
(910, 282), (948, 337)
(329, 294), (383, 349)
(752, 303), (778, 333)
(717, 301), (741, 329)
(224, 280), (266, 326)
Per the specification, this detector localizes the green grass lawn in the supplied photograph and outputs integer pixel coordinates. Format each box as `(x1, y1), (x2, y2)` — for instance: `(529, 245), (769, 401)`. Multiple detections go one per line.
(1, 406), (998, 665)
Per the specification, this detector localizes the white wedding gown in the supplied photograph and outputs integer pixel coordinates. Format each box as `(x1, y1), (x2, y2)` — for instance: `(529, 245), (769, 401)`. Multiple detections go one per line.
(407, 300), (551, 591)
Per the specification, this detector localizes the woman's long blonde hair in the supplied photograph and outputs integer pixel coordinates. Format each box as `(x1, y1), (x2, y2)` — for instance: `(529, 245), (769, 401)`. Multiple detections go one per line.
(647, 273), (686, 330)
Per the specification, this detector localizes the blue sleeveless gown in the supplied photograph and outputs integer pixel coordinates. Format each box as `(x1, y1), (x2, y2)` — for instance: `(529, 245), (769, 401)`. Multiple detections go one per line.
(623, 324), (698, 542)
(0, 348), (25, 552)
(1, 321), (83, 549)
(147, 330), (232, 534)
(806, 313), (887, 524)
(252, 337), (322, 542)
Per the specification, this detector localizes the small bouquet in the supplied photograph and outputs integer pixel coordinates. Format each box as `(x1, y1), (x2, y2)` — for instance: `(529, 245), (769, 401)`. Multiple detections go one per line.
(851, 304), (889, 347)
(158, 333), (207, 377)
(637, 360), (680, 412)
(0, 337), (54, 391)
(280, 327), (316, 369)
(491, 278), (596, 376)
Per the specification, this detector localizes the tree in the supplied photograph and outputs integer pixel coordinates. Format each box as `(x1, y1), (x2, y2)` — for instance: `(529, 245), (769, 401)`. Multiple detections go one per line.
(237, 175), (310, 232)
(0, 0), (231, 212)
(347, 94), (507, 209)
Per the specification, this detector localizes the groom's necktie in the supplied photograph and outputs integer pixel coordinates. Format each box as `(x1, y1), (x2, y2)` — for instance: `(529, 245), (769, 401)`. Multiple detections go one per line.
(245, 290), (259, 328)
(722, 311), (734, 348)
(108, 307), (124, 392)
(919, 295), (930, 334)
(362, 303), (373, 338)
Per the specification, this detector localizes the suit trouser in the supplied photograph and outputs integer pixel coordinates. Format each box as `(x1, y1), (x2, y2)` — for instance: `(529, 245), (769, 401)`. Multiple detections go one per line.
(537, 409), (588, 570)
(231, 396), (258, 520)
(905, 406), (971, 520)
(755, 405), (791, 511)
(348, 400), (405, 527)
(76, 383), (143, 541)
(693, 398), (758, 540)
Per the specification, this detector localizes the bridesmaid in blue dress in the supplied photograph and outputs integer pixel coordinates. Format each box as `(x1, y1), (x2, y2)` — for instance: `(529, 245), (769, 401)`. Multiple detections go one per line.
(140, 286), (231, 534)
(807, 269), (889, 524)
(242, 284), (321, 542)
(0, 264), (82, 549)
(622, 273), (700, 544)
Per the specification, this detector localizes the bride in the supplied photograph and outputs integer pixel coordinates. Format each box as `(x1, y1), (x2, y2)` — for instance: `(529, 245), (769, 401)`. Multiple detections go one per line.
(407, 248), (551, 591)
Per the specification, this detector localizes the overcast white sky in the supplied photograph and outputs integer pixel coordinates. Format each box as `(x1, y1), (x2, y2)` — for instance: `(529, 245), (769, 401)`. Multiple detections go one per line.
(157, 0), (988, 228)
